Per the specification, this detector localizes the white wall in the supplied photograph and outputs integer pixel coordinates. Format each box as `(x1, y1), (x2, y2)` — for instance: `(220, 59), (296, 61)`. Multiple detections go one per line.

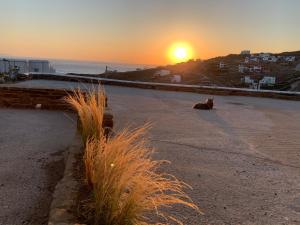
(260, 76), (276, 85)
(243, 76), (253, 84)
(171, 75), (182, 83)
(0, 60), (9, 73)
(29, 60), (52, 73)
(0, 59), (55, 73)
(0, 59), (27, 73)
(11, 60), (28, 73)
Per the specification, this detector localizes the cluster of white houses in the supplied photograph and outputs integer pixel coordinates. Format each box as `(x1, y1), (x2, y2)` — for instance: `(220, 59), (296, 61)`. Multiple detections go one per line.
(237, 51), (298, 88)
(0, 58), (55, 74)
(238, 64), (263, 73)
(238, 53), (297, 74)
(240, 51), (296, 63)
(241, 76), (276, 89)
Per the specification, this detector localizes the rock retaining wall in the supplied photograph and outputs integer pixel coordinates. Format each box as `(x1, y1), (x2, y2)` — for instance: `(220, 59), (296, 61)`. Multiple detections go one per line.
(0, 86), (72, 110)
(0, 86), (113, 128)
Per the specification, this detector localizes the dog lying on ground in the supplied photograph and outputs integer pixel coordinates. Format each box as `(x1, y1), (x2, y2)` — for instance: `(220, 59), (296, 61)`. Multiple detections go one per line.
(193, 98), (214, 110)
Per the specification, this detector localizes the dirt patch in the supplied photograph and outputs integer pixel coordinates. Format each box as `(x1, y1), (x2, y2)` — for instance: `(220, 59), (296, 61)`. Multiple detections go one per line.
(25, 157), (65, 225)
(73, 151), (94, 224)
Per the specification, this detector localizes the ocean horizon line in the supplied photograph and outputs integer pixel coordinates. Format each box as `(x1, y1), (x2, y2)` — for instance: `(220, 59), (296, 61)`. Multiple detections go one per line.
(0, 54), (159, 68)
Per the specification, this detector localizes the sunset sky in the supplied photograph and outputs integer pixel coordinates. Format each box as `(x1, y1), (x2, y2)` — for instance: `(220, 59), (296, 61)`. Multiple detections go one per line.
(1, 0), (299, 65)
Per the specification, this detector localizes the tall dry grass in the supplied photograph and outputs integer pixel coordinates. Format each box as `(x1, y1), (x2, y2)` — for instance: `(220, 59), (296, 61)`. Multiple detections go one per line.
(67, 87), (200, 225)
(66, 87), (106, 186)
(66, 87), (106, 143)
(86, 125), (200, 225)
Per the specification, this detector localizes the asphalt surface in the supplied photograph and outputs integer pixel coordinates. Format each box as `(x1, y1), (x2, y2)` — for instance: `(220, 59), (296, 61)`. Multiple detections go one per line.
(0, 109), (76, 225)
(106, 85), (300, 225)
(4, 80), (300, 225)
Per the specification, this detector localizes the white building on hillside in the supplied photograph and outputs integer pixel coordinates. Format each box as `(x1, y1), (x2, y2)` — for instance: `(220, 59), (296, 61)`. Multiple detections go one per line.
(239, 64), (262, 73)
(270, 56), (278, 62)
(239, 64), (248, 73)
(295, 64), (300, 71)
(262, 55), (278, 62)
(241, 76), (254, 84)
(154, 69), (171, 77)
(251, 65), (262, 73)
(242, 76), (276, 89)
(171, 75), (182, 83)
(259, 76), (276, 86)
(245, 56), (259, 64)
(219, 62), (226, 69)
(241, 76), (259, 89)
(285, 56), (296, 62)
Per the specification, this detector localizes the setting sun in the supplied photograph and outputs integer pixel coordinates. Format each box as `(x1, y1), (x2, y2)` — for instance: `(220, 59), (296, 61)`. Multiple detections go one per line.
(168, 42), (194, 64)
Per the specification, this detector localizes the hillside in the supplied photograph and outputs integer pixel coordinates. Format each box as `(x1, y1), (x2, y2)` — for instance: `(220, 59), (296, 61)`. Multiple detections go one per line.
(93, 51), (300, 91)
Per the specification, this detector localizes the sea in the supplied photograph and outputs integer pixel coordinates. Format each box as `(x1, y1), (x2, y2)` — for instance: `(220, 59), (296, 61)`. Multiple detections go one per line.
(50, 59), (155, 75)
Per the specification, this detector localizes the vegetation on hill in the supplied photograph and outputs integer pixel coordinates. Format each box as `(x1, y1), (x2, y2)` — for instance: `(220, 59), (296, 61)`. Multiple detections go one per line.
(99, 51), (300, 90)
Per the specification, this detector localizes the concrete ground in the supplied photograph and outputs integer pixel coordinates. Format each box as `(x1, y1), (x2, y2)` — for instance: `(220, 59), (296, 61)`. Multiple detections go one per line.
(6, 80), (300, 225)
(0, 109), (76, 225)
(106, 86), (300, 225)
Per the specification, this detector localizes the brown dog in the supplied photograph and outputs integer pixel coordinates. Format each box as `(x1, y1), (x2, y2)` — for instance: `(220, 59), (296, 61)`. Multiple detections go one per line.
(193, 98), (214, 110)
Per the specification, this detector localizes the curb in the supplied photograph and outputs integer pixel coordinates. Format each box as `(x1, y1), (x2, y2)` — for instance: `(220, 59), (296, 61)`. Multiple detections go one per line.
(48, 109), (114, 225)
(48, 133), (84, 225)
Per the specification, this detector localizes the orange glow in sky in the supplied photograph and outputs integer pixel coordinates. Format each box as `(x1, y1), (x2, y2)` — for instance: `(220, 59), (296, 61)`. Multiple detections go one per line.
(0, 1), (299, 65)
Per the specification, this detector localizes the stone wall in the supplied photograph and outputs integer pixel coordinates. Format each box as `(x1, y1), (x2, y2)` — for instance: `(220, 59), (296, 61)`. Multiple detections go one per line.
(0, 86), (113, 128)
(0, 86), (72, 110)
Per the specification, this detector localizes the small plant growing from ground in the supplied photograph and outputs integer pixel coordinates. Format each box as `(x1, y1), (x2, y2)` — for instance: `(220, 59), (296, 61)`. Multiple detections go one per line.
(67, 86), (200, 225)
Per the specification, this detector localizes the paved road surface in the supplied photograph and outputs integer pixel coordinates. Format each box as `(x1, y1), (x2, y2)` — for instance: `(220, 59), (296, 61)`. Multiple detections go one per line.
(106, 85), (300, 225)
(6, 80), (300, 225)
(0, 109), (76, 225)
